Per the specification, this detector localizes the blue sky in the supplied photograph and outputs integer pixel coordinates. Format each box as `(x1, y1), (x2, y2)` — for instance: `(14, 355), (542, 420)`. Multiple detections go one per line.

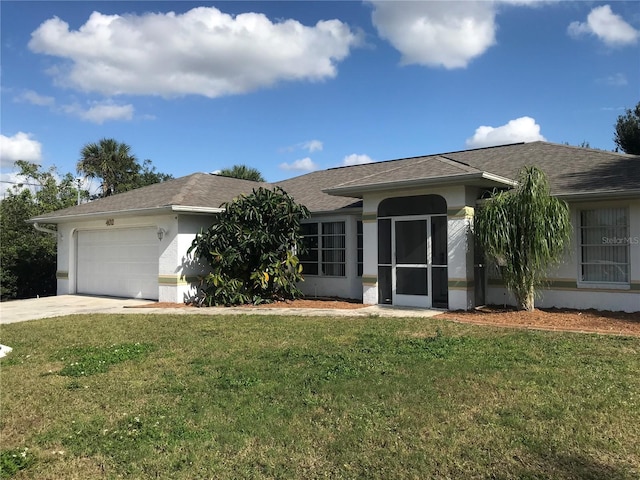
(1, 1), (638, 192)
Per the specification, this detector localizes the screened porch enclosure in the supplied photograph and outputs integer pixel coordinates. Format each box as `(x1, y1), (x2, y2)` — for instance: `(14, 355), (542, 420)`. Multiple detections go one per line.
(377, 195), (449, 309)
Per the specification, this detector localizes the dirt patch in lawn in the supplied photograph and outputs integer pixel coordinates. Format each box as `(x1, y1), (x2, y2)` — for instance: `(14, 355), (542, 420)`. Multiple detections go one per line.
(240, 298), (367, 310)
(440, 306), (640, 337)
(133, 299), (639, 336)
(133, 298), (367, 310)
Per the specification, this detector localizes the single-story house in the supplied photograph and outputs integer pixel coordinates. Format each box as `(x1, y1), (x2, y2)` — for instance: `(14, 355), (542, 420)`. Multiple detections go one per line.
(30, 141), (640, 312)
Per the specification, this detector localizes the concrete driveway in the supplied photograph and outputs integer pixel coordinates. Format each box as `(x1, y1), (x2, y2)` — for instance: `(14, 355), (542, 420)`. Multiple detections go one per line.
(0, 295), (152, 324)
(0, 295), (443, 324)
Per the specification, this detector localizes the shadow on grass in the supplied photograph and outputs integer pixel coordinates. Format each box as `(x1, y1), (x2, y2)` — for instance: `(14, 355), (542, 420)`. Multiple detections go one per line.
(507, 452), (637, 480)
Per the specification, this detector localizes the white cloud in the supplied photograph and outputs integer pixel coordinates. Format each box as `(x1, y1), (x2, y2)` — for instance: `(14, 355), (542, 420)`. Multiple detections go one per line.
(0, 132), (43, 168)
(465, 116), (545, 148)
(368, 0), (498, 69)
(28, 7), (361, 98)
(302, 140), (323, 153)
(63, 102), (134, 124)
(14, 90), (135, 124)
(598, 73), (628, 87)
(0, 172), (29, 198)
(280, 139), (324, 153)
(568, 5), (639, 47)
(17, 90), (55, 107)
(279, 157), (318, 171)
(342, 153), (374, 166)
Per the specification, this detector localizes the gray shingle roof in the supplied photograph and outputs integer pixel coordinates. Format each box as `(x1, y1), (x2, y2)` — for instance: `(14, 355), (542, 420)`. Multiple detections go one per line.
(31, 173), (270, 222)
(325, 142), (640, 197)
(448, 141), (640, 197)
(31, 142), (640, 223)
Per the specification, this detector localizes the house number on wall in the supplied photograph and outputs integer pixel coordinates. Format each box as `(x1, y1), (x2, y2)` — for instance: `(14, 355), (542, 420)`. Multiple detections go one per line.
(106, 219), (115, 226)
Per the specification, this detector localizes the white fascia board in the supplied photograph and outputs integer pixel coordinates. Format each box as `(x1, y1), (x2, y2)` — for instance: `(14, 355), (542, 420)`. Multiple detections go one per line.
(481, 172), (518, 187)
(29, 206), (175, 224)
(555, 189), (640, 201)
(171, 205), (224, 214)
(29, 204), (225, 224)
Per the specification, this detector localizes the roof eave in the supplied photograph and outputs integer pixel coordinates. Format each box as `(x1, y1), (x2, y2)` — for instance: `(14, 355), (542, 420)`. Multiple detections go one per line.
(555, 189), (640, 201)
(307, 206), (363, 216)
(170, 205), (224, 214)
(323, 172), (516, 197)
(28, 203), (228, 224)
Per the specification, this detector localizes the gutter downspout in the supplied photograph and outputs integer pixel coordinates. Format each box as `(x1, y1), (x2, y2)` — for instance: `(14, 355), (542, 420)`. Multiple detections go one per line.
(33, 222), (57, 235)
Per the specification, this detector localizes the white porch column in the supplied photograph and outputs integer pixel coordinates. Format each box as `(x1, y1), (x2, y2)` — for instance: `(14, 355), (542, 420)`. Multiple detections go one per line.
(361, 211), (378, 304)
(447, 206), (475, 310)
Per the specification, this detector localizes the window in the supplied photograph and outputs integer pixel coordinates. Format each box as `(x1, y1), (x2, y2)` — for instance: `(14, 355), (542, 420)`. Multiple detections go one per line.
(299, 223), (319, 275)
(357, 220), (363, 277)
(300, 221), (346, 277)
(580, 208), (629, 284)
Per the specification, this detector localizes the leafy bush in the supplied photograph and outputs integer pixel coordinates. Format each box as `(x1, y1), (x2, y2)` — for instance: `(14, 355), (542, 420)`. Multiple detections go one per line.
(188, 187), (310, 306)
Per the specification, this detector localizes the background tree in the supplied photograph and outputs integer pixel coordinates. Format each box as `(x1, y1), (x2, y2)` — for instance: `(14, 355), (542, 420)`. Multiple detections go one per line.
(78, 138), (172, 197)
(0, 161), (80, 300)
(217, 164), (265, 182)
(2, 140), (172, 300)
(138, 159), (173, 187)
(614, 102), (640, 155)
(474, 166), (571, 311)
(188, 187), (309, 306)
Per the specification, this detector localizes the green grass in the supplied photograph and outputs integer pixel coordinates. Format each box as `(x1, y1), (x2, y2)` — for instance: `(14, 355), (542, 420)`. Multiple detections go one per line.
(1, 313), (639, 479)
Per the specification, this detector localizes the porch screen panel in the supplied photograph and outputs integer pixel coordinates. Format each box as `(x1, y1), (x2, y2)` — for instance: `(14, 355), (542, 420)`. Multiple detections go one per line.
(395, 220), (427, 264)
(580, 208), (629, 283)
(431, 215), (448, 308)
(396, 268), (428, 295)
(378, 195), (447, 217)
(378, 219), (392, 304)
(431, 216), (447, 266)
(378, 219), (391, 265)
(432, 267), (448, 308)
(378, 266), (392, 304)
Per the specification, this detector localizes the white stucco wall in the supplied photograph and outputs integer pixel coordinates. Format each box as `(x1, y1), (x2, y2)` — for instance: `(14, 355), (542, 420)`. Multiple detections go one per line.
(485, 198), (640, 312)
(298, 213), (363, 301)
(55, 213), (178, 299)
(157, 214), (217, 303)
(54, 212), (220, 303)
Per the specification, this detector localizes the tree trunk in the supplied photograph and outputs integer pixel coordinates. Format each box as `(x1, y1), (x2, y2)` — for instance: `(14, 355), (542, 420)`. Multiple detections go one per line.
(517, 286), (535, 311)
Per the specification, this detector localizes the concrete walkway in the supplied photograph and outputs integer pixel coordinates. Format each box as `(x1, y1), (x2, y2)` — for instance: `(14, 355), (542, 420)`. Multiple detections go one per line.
(0, 295), (443, 324)
(0, 295), (152, 324)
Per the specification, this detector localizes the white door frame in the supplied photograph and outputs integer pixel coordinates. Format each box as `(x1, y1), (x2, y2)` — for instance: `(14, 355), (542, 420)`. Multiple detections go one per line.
(392, 215), (431, 308)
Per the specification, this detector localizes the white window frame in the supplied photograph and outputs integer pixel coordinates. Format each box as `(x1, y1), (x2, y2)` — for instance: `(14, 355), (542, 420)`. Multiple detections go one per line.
(300, 221), (346, 277)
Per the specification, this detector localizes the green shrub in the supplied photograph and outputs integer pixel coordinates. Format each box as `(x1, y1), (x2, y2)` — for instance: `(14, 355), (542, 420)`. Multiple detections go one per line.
(188, 187), (309, 306)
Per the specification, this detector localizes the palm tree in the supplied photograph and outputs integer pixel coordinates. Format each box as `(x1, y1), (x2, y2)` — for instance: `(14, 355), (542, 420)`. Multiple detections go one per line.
(474, 166), (571, 311)
(78, 138), (138, 197)
(217, 164), (265, 182)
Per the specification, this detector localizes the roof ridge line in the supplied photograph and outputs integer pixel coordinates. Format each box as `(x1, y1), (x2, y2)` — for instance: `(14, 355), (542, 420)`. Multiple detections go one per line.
(436, 155), (480, 173)
(329, 157), (433, 189)
(168, 173), (201, 206)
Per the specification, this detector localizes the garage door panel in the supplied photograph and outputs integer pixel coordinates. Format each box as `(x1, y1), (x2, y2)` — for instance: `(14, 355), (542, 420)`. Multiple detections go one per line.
(77, 228), (158, 300)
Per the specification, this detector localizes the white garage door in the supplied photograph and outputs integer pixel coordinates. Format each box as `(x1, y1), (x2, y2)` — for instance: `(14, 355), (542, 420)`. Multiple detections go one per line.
(77, 227), (159, 300)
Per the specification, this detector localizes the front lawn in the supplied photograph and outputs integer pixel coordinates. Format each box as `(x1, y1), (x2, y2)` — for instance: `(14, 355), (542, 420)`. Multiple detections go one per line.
(1, 314), (639, 479)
